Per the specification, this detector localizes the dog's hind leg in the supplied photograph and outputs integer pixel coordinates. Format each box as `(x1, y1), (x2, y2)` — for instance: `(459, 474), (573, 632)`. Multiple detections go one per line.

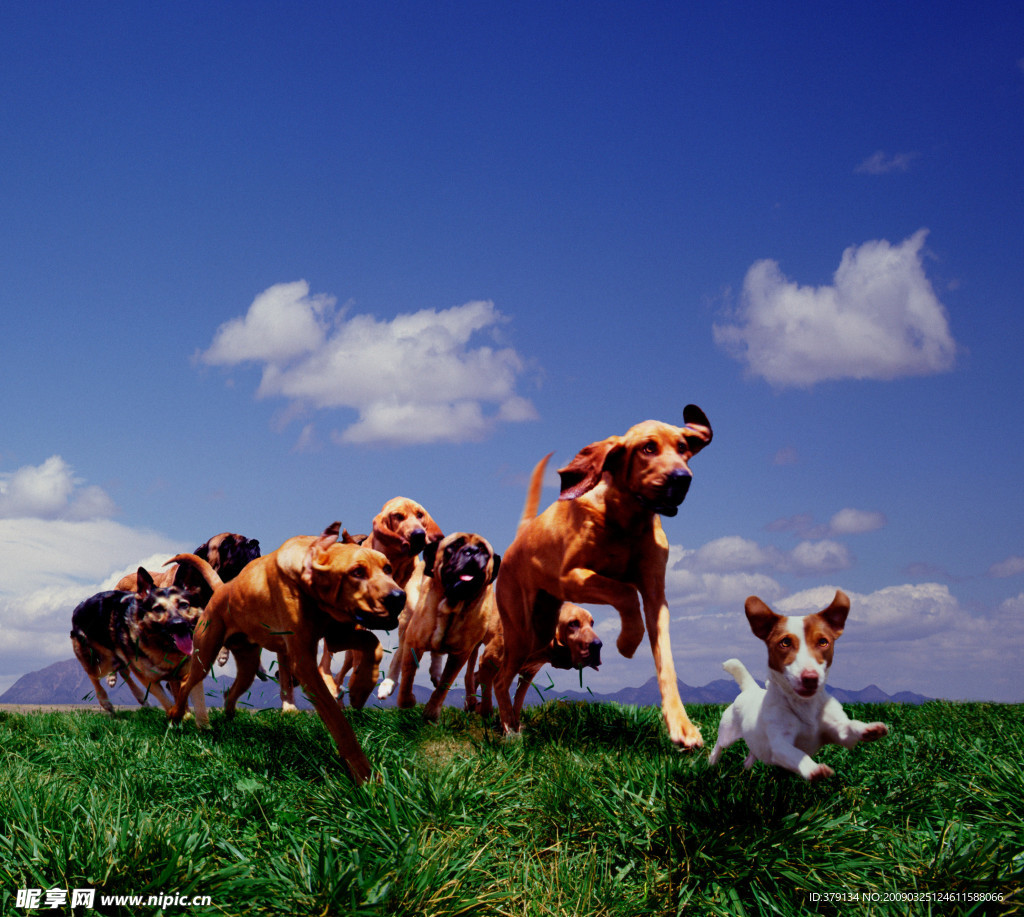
(224, 643), (264, 717)
(423, 652), (469, 722)
(344, 633), (383, 709)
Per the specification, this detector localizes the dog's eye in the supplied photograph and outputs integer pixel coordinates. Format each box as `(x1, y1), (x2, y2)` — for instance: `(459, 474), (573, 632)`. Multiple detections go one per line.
(641, 441), (658, 455)
(567, 621), (579, 632)
(779, 637), (793, 648)
(383, 564), (393, 576)
(817, 637), (830, 648)
(351, 565), (368, 580)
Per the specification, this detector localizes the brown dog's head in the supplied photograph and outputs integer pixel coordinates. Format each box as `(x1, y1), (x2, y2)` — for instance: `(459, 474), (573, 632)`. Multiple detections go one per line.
(423, 532), (500, 606)
(549, 603), (603, 671)
(558, 404), (712, 517)
(195, 532), (262, 581)
(300, 523), (406, 630)
(372, 497), (443, 559)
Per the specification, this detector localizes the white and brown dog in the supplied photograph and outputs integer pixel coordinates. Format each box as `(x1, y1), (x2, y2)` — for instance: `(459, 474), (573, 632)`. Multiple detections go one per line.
(709, 590), (888, 782)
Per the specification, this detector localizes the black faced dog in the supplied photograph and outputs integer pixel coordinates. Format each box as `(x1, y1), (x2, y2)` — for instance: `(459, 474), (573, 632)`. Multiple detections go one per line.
(70, 568), (207, 717)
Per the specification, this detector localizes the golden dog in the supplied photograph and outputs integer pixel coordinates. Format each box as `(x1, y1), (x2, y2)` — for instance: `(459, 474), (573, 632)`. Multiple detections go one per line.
(395, 532), (500, 721)
(170, 522), (405, 784)
(494, 405), (712, 746)
(474, 602), (602, 717)
(317, 497), (442, 704)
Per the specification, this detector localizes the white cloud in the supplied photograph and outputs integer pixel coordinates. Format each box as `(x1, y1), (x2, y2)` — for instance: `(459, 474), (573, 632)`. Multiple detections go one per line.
(0, 456), (117, 521)
(0, 518), (187, 684)
(828, 508), (887, 535)
(990, 555), (1024, 578)
(854, 150), (918, 175)
(199, 282), (538, 446)
(713, 230), (957, 387)
(674, 535), (853, 580)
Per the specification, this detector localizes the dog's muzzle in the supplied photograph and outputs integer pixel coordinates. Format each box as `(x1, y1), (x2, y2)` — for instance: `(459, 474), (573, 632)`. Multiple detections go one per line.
(356, 589), (406, 630)
(581, 637), (602, 670)
(406, 528), (427, 555)
(644, 469), (691, 516)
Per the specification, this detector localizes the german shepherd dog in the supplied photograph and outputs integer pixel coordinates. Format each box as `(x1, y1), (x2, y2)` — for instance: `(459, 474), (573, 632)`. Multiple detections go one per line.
(70, 568), (207, 719)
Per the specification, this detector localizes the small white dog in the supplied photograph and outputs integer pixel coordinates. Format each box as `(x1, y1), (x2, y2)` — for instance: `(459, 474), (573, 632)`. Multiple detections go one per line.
(709, 590), (888, 782)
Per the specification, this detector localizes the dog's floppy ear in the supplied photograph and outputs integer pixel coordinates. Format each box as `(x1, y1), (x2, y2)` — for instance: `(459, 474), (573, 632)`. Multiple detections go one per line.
(422, 539), (442, 577)
(302, 522), (341, 584)
(682, 404), (713, 455)
(819, 590), (850, 637)
(488, 553), (501, 583)
(745, 595), (781, 641)
(558, 437), (625, 501)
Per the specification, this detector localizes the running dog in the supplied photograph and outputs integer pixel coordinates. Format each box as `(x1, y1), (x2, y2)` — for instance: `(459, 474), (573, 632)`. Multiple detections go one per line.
(316, 497), (442, 704)
(395, 532), (500, 721)
(70, 569), (207, 719)
(709, 591), (889, 781)
(169, 523), (405, 784)
(474, 601), (603, 717)
(494, 405), (713, 746)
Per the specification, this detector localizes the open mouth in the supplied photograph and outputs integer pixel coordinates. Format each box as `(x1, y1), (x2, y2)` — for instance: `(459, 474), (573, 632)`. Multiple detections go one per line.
(355, 610), (401, 631)
(172, 633), (193, 655)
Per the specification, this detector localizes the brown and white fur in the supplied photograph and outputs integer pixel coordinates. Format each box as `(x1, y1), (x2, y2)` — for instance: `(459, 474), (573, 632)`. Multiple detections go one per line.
(395, 532), (500, 721)
(709, 591), (888, 782)
(313, 497), (443, 704)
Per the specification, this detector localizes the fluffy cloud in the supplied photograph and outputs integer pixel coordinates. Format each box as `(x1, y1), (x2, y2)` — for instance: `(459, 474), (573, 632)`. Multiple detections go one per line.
(0, 517), (186, 689)
(989, 555), (1024, 578)
(674, 535), (853, 581)
(0, 456), (116, 521)
(713, 230), (957, 387)
(200, 281), (538, 446)
(854, 150), (919, 174)
(768, 508), (886, 539)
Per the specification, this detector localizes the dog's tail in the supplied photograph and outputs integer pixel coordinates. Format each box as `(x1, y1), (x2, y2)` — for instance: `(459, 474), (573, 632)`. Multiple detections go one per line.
(166, 553), (224, 598)
(722, 658), (758, 693)
(518, 452), (553, 534)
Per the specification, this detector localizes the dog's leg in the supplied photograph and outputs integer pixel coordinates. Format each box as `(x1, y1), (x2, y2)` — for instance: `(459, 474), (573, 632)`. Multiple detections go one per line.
(708, 705), (740, 765)
(188, 680), (210, 729)
(119, 669), (154, 708)
(318, 643), (338, 697)
(224, 644), (263, 717)
(463, 646), (481, 712)
(170, 611), (224, 723)
(377, 614), (408, 699)
(768, 738), (833, 782)
(139, 678), (174, 712)
(558, 570), (646, 658)
(277, 652), (300, 713)
(822, 705), (889, 749)
(289, 648), (373, 785)
(345, 634), (383, 709)
(639, 580), (702, 749)
(423, 653), (468, 722)
(396, 639), (423, 709)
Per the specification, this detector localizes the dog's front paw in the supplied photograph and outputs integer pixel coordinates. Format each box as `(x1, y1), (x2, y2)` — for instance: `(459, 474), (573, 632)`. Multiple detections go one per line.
(281, 701), (299, 714)
(862, 722), (889, 742)
(377, 678), (395, 700)
(807, 763), (834, 782)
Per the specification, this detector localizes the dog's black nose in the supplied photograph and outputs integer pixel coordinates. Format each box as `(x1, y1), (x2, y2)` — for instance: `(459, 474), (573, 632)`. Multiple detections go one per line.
(407, 529), (426, 554)
(384, 589), (406, 615)
(589, 638), (603, 669)
(666, 469), (692, 503)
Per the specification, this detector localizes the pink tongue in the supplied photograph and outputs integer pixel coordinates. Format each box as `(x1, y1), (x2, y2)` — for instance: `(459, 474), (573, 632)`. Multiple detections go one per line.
(174, 634), (193, 655)
(460, 574), (474, 582)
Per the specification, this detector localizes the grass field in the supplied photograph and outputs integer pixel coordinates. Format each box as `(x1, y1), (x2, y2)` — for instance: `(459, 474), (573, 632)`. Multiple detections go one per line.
(0, 700), (1021, 916)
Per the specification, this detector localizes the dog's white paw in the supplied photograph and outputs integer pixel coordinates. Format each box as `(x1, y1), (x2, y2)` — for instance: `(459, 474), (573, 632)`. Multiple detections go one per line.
(807, 763), (834, 782)
(281, 701), (299, 714)
(863, 722), (889, 742)
(377, 678), (395, 699)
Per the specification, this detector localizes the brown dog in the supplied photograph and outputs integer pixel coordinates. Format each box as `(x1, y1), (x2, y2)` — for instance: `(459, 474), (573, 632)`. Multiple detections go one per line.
(169, 523), (406, 784)
(494, 404), (713, 746)
(395, 532), (500, 721)
(475, 602), (602, 717)
(318, 497), (442, 704)
(116, 532), (260, 598)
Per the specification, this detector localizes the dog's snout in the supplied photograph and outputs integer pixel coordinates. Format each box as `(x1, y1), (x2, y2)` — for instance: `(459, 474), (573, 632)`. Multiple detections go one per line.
(407, 529), (426, 553)
(800, 671), (819, 693)
(667, 468), (692, 501)
(589, 637), (603, 668)
(384, 589), (406, 615)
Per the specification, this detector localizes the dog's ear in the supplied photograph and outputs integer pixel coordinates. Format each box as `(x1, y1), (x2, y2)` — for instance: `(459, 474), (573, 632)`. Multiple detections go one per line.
(682, 404), (713, 455)
(488, 553), (501, 583)
(422, 539), (442, 577)
(136, 567), (155, 597)
(302, 523), (341, 584)
(341, 528), (369, 545)
(819, 590), (851, 637)
(744, 595), (780, 641)
(558, 437), (625, 501)
(424, 513), (444, 545)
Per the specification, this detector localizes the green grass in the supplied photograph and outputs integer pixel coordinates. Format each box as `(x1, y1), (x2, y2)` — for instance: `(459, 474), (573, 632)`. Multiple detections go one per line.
(1, 701), (1021, 915)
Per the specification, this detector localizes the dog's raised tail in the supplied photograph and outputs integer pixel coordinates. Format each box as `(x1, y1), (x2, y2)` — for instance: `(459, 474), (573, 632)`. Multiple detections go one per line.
(167, 553), (225, 599)
(518, 452), (553, 534)
(722, 658), (759, 693)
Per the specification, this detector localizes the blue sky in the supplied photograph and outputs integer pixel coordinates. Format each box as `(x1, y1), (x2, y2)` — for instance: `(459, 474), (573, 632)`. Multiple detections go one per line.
(1, 2), (1021, 703)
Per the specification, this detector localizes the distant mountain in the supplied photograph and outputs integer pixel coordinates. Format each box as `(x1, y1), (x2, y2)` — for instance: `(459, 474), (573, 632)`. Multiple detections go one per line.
(0, 659), (933, 709)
